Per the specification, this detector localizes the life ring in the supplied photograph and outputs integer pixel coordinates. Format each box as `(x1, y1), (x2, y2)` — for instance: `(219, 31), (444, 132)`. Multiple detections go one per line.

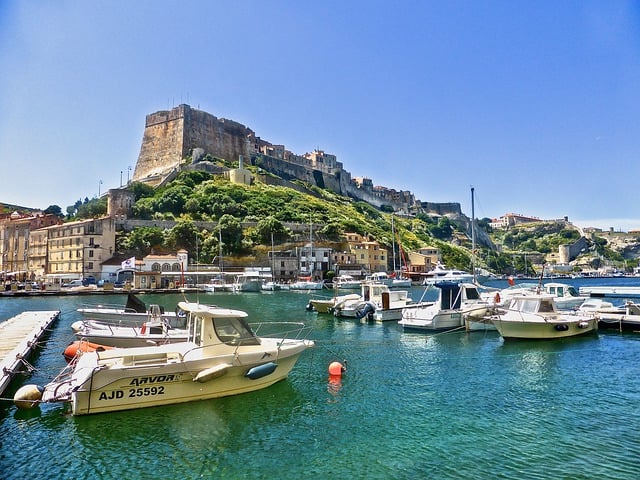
(494, 292), (501, 304)
(140, 322), (147, 334)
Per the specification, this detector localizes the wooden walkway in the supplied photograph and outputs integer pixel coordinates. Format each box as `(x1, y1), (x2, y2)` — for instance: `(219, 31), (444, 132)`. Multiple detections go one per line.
(579, 286), (640, 298)
(0, 310), (60, 397)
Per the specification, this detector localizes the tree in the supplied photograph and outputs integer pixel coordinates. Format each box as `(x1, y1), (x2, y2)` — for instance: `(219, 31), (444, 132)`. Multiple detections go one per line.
(218, 214), (244, 254)
(122, 226), (165, 255)
(255, 216), (291, 244)
(44, 205), (63, 217)
(164, 219), (199, 254)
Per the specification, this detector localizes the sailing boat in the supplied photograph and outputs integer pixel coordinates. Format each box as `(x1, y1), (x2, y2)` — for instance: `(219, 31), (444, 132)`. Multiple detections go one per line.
(390, 215), (412, 288)
(262, 232), (281, 291)
(290, 218), (324, 290)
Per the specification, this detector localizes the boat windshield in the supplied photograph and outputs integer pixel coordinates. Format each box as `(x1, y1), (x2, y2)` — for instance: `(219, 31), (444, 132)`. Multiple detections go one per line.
(213, 316), (261, 346)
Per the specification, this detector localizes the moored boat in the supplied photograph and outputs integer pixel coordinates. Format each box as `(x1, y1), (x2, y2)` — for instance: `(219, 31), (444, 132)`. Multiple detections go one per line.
(332, 282), (412, 321)
(72, 318), (190, 347)
(399, 281), (488, 332)
(15, 301), (314, 415)
(491, 294), (597, 340)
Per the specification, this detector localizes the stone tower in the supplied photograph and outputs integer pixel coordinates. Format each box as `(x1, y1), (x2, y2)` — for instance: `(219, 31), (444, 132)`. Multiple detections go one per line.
(133, 104), (255, 186)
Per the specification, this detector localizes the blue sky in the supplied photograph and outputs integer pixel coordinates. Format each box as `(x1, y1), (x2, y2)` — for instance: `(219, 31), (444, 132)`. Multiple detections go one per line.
(1, 1), (639, 230)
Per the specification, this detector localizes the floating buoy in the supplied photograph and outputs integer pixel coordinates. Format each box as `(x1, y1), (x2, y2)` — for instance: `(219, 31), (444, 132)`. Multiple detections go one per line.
(508, 276), (515, 286)
(14, 384), (43, 409)
(328, 361), (345, 376)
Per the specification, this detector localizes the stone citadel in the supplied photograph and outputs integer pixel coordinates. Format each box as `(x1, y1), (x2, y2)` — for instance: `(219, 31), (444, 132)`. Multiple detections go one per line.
(132, 104), (462, 217)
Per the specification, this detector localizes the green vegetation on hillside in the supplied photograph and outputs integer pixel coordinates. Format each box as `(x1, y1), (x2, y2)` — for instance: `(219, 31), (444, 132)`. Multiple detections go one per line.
(55, 169), (636, 274)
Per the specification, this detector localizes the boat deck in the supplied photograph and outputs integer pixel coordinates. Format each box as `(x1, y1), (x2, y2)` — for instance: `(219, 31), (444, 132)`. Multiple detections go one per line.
(0, 310), (60, 396)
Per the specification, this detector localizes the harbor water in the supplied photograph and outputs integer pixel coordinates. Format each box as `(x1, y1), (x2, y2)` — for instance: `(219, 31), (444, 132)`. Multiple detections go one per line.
(1, 277), (640, 479)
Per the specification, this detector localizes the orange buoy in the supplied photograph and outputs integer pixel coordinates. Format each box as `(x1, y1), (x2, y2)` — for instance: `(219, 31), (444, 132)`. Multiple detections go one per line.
(494, 292), (501, 304)
(328, 361), (345, 376)
(63, 340), (113, 362)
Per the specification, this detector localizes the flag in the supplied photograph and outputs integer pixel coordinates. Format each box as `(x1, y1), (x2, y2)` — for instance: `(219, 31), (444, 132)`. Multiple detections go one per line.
(121, 256), (136, 270)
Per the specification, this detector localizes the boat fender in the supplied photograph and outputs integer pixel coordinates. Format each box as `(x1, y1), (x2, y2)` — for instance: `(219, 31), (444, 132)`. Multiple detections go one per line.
(494, 292), (501, 304)
(193, 364), (231, 383)
(245, 362), (278, 380)
(14, 384), (44, 409)
(140, 322), (146, 334)
(306, 302), (313, 311)
(554, 324), (569, 331)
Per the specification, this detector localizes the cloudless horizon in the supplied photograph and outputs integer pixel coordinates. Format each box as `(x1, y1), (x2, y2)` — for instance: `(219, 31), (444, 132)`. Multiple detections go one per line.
(1, 1), (639, 231)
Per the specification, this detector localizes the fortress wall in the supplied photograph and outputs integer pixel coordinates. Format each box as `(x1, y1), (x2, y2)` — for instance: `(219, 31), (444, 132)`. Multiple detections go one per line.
(133, 106), (186, 182)
(420, 202), (462, 216)
(183, 107), (253, 165)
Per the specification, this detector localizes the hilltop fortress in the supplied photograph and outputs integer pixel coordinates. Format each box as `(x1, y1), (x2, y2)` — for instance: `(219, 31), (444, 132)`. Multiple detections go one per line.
(133, 104), (460, 216)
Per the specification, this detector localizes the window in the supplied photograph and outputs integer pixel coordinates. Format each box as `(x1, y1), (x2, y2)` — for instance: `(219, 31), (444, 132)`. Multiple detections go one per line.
(214, 316), (260, 346)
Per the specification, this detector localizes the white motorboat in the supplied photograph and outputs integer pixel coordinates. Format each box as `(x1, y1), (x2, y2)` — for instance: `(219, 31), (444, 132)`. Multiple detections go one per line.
(365, 272), (394, 287)
(306, 293), (361, 313)
(290, 277), (324, 290)
(541, 282), (587, 310)
(490, 294), (597, 340)
(399, 281), (489, 332)
(15, 301), (314, 415)
(421, 263), (474, 286)
(77, 293), (184, 327)
(72, 318), (189, 347)
(233, 272), (263, 292)
(261, 281), (282, 291)
(332, 282), (412, 321)
(579, 299), (640, 332)
(333, 275), (362, 289)
(391, 276), (412, 288)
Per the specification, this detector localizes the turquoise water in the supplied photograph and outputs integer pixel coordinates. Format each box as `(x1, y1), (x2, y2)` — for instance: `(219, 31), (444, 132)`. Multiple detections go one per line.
(1, 280), (640, 479)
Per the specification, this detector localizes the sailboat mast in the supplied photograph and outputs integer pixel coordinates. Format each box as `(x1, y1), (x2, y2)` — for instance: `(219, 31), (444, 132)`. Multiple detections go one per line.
(391, 214), (397, 273)
(471, 186), (476, 282)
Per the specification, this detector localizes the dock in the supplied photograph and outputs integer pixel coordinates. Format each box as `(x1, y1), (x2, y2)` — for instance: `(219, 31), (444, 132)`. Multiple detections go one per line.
(0, 310), (60, 397)
(579, 286), (640, 298)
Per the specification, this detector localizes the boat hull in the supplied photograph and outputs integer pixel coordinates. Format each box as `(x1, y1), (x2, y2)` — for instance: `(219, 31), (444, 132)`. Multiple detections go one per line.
(44, 339), (312, 415)
(491, 317), (597, 339)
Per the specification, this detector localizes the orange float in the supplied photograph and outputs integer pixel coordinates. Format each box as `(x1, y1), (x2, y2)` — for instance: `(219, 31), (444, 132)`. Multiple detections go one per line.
(63, 340), (113, 363)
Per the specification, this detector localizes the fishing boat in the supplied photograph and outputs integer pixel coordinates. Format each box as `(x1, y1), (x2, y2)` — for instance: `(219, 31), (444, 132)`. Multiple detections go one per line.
(490, 294), (597, 340)
(399, 281), (489, 332)
(14, 301), (314, 415)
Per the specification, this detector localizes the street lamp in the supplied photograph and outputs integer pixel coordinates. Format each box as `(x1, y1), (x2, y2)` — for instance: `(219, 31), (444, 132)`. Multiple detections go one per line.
(98, 179), (103, 197)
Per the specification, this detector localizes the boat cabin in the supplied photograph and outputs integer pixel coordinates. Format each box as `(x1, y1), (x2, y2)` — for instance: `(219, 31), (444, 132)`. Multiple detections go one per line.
(435, 281), (481, 310)
(543, 283), (580, 299)
(507, 295), (557, 314)
(179, 302), (261, 347)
